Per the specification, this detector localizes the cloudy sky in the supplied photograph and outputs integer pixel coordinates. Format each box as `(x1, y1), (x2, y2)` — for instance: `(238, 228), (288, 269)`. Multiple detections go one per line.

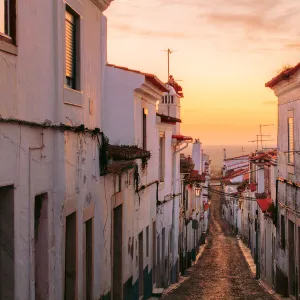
(105, 0), (300, 146)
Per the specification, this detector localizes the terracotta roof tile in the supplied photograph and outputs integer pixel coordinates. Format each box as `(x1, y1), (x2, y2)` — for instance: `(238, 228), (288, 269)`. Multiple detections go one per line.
(265, 62), (300, 88)
(157, 113), (181, 124)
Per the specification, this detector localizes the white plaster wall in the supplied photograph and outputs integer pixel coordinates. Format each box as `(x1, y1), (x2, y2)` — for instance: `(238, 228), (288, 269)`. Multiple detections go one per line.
(273, 77), (300, 281)
(192, 142), (201, 173)
(104, 66), (166, 288)
(0, 1), (114, 298)
(257, 167), (265, 194)
(103, 67), (143, 145)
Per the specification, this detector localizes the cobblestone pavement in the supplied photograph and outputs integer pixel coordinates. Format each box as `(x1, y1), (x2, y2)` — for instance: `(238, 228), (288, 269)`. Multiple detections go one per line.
(162, 186), (275, 300)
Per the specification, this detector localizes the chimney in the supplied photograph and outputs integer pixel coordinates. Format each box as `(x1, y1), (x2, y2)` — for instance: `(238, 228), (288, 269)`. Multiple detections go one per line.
(223, 148), (227, 161)
(192, 139), (201, 172)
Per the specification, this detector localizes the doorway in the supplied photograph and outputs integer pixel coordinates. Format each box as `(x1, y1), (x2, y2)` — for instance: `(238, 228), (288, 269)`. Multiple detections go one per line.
(113, 205), (123, 300)
(152, 221), (156, 285)
(85, 218), (93, 300)
(288, 220), (295, 296)
(272, 234), (275, 288)
(139, 231), (144, 297)
(34, 193), (49, 300)
(0, 185), (14, 299)
(162, 228), (165, 287)
(64, 212), (77, 300)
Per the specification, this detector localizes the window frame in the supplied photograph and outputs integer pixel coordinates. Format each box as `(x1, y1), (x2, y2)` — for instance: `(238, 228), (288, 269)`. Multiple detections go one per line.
(280, 214), (285, 250)
(159, 133), (165, 182)
(146, 226), (149, 257)
(142, 108), (147, 150)
(287, 116), (294, 164)
(65, 5), (80, 91)
(0, 0), (16, 46)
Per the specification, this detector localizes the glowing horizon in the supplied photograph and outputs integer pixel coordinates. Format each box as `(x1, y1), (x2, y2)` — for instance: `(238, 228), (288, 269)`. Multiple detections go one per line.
(105, 0), (300, 146)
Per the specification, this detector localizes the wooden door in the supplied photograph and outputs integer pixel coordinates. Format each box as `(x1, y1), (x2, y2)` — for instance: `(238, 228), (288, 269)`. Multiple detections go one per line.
(139, 231), (144, 297)
(113, 205), (123, 300)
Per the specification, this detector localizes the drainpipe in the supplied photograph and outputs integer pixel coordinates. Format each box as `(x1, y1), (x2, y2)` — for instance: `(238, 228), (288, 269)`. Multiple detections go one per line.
(28, 132), (45, 299)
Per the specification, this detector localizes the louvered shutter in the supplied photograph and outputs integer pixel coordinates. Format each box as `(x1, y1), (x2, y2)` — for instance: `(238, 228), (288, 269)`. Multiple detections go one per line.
(288, 117), (294, 163)
(65, 10), (76, 86)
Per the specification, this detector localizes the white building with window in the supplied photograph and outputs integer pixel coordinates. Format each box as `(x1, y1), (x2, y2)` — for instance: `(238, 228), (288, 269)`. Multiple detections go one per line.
(0, 0), (116, 299)
(103, 63), (169, 299)
(266, 64), (300, 298)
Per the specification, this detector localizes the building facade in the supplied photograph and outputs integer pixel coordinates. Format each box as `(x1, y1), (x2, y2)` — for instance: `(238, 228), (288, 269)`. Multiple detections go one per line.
(0, 0), (115, 299)
(266, 65), (300, 298)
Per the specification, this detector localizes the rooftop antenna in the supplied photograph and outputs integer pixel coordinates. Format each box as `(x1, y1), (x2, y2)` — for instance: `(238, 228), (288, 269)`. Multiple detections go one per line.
(259, 124), (274, 149)
(161, 48), (178, 81)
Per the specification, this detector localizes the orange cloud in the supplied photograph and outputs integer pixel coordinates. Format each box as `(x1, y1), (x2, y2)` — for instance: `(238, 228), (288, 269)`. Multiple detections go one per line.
(110, 23), (193, 39)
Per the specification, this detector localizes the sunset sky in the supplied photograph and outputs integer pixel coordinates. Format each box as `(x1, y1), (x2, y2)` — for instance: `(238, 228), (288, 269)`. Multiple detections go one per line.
(105, 0), (300, 146)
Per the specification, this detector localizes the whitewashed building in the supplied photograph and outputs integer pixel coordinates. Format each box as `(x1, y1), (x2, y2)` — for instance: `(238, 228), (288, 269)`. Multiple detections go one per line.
(221, 154), (250, 232)
(179, 140), (211, 274)
(240, 151), (277, 286)
(0, 0), (115, 299)
(103, 63), (169, 299)
(266, 64), (300, 298)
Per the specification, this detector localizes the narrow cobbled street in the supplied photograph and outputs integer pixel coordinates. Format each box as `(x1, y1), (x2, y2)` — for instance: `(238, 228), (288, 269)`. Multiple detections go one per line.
(162, 185), (275, 300)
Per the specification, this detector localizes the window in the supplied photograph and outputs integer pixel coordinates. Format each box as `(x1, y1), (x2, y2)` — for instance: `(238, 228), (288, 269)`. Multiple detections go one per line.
(115, 174), (122, 193)
(65, 6), (79, 90)
(0, 0), (16, 43)
(281, 214), (285, 250)
(159, 135), (165, 182)
(288, 117), (294, 164)
(162, 95), (174, 104)
(85, 218), (93, 300)
(146, 226), (149, 257)
(65, 212), (77, 299)
(142, 108), (147, 150)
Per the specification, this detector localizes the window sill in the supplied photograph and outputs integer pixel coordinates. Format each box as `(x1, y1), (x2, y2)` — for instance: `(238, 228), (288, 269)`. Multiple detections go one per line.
(287, 164), (294, 175)
(0, 39), (17, 56)
(64, 86), (83, 107)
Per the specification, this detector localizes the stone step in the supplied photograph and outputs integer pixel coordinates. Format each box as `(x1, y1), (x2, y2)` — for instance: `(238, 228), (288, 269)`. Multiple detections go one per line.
(152, 287), (164, 298)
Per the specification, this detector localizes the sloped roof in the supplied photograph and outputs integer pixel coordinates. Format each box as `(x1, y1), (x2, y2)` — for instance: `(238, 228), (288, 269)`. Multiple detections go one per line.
(168, 75), (184, 97)
(107, 63), (168, 93)
(250, 150), (277, 165)
(156, 113), (181, 124)
(224, 154), (249, 162)
(265, 62), (300, 88)
(108, 144), (151, 161)
(172, 134), (193, 141)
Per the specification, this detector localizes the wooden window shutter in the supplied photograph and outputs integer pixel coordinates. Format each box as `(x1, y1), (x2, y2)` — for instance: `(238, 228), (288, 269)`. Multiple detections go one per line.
(142, 108), (147, 150)
(65, 10), (76, 88)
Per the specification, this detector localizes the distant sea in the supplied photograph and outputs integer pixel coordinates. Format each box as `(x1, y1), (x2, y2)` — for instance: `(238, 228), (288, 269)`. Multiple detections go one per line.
(182, 144), (276, 174)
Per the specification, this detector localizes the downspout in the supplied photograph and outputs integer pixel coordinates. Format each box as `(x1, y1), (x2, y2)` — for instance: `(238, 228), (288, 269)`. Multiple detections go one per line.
(28, 132), (45, 299)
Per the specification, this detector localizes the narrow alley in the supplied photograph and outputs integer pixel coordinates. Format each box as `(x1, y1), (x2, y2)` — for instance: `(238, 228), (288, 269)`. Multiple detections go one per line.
(162, 185), (275, 300)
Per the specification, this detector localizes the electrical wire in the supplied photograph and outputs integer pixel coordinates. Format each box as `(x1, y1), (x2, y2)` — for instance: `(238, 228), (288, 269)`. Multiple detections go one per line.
(207, 186), (260, 202)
